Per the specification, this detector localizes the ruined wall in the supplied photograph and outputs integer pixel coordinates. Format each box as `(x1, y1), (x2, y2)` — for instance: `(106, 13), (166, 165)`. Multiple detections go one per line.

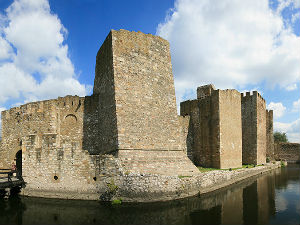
(242, 92), (266, 165)
(266, 110), (274, 160)
(274, 143), (300, 163)
(0, 95), (100, 167)
(219, 90), (242, 169)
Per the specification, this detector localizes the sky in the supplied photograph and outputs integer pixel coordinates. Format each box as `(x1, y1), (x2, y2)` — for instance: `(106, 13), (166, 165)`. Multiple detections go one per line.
(0, 0), (299, 142)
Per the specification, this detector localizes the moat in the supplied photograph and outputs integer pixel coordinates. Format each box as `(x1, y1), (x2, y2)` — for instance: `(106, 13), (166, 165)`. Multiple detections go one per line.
(0, 164), (299, 225)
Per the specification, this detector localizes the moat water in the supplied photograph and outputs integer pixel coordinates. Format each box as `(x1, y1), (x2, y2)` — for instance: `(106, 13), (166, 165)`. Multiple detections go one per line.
(0, 164), (299, 225)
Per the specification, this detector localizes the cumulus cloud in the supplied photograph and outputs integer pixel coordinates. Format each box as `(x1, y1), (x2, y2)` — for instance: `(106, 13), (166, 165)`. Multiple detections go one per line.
(0, 0), (90, 106)
(157, 0), (300, 104)
(274, 118), (300, 142)
(267, 102), (287, 118)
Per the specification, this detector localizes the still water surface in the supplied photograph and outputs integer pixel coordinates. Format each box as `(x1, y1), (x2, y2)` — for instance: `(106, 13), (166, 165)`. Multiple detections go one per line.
(0, 165), (299, 225)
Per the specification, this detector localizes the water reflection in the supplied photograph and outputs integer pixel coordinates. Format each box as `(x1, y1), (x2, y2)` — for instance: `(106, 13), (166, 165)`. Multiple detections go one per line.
(0, 165), (299, 225)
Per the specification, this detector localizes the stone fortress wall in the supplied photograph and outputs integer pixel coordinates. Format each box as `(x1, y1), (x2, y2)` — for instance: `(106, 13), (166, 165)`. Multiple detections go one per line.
(180, 85), (242, 169)
(0, 29), (293, 202)
(266, 110), (274, 159)
(241, 91), (266, 165)
(180, 87), (276, 169)
(0, 95), (104, 198)
(274, 143), (300, 163)
(0, 30), (200, 201)
(93, 30), (198, 176)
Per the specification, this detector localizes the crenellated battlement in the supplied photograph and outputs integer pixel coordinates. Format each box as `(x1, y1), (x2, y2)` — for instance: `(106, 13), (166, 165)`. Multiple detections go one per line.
(1, 95), (90, 121)
(241, 91), (265, 103)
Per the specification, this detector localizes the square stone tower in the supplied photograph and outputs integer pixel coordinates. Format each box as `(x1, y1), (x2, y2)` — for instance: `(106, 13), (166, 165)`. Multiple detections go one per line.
(241, 91), (266, 165)
(180, 85), (242, 169)
(266, 110), (274, 160)
(93, 29), (198, 175)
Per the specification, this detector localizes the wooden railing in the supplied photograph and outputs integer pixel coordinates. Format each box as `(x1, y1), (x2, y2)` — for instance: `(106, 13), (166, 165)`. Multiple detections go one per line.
(0, 169), (17, 182)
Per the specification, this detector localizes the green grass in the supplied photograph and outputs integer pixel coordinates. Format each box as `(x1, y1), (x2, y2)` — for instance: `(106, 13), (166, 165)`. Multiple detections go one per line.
(198, 164), (264, 172)
(197, 167), (219, 172)
(178, 175), (192, 179)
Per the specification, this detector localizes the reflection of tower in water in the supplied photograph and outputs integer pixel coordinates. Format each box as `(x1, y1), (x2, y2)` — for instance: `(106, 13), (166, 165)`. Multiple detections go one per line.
(243, 174), (276, 225)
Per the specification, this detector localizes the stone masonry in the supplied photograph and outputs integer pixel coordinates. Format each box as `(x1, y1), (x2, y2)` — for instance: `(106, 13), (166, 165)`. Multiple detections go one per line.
(266, 110), (274, 160)
(180, 85), (242, 169)
(274, 143), (300, 163)
(0, 29), (278, 202)
(241, 92), (266, 165)
(93, 29), (198, 176)
(0, 29), (200, 201)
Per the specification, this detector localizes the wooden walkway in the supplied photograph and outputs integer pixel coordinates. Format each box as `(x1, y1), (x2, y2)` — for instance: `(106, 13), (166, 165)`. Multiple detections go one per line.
(0, 169), (24, 189)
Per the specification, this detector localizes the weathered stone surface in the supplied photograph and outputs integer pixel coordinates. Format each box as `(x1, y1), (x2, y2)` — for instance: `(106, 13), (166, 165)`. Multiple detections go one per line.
(180, 86), (242, 169)
(93, 29), (197, 176)
(274, 143), (300, 163)
(0, 29), (199, 201)
(266, 110), (274, 160)
(0, 29), (279, 202)
(242, 91), (266, 165)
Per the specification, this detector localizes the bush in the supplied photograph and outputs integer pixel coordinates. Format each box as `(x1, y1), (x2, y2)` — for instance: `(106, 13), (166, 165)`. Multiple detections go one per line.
(274, 131), (288, 143)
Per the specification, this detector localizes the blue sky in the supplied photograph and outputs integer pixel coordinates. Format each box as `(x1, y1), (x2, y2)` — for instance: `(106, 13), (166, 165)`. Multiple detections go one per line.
(0, 0), (299, 142)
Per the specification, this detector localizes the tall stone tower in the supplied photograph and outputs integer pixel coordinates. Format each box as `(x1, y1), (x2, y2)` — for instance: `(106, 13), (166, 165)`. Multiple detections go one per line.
(93, 29), (198, 175)
(180, 85), (242, 169)
(241, 91), (266, 165)
(266, 110), (274, 160)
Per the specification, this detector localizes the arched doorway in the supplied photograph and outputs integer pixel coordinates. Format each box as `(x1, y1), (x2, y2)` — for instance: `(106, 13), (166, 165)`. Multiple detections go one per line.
(15, 150), (22, 178)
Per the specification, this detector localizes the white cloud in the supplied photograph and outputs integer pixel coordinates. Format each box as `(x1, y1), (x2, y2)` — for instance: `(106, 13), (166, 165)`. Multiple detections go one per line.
(0, 0), (90, 106)
(267, 102), (287, 119)
(157, 0), (300, 104)
(292, 98), (300, 111)
(274, 118), (300, 143)
(276, 0), (300, 14)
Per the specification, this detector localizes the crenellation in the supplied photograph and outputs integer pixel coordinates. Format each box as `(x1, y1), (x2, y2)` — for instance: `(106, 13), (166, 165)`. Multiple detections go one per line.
(180, 86), (242, 169)
(0, 29), (278, 202)
(241, 91), (266, 165)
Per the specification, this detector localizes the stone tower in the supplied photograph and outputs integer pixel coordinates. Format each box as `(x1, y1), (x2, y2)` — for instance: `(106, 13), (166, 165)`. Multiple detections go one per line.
(93, 29), (198, 175)
(241, 91), (266, 165)
(180, 85), (242, 169)
(266, 110), (274, 160)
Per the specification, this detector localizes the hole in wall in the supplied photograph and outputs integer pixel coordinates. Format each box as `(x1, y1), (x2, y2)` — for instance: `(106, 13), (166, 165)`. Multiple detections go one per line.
(54, 175), (58, 180)
(93, 177), (97, 181)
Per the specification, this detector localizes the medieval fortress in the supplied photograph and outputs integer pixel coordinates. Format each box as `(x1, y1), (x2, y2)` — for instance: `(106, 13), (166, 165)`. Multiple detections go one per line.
(0, 29), (299, 201)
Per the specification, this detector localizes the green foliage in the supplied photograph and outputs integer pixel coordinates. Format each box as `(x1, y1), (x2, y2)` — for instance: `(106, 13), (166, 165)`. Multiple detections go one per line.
(107, 179), (118, 193)
(197, 167), (219, 172)
(111, 199), (122, 205)
(274, 131), (288, 143)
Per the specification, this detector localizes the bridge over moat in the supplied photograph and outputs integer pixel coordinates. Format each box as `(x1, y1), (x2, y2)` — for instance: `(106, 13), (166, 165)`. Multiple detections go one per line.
(0, 169), (24, 198)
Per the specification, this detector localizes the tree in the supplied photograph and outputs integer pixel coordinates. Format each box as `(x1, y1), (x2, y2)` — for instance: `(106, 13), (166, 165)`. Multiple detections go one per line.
(274, 131), (288, 143)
